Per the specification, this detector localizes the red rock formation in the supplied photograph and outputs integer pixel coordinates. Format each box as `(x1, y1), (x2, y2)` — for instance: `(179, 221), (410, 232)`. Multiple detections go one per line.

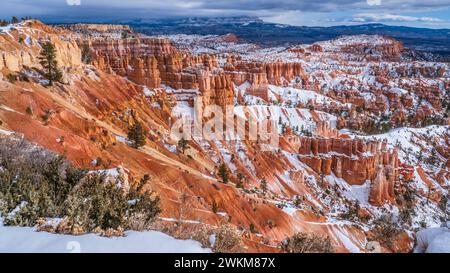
(228, 61), (307, 86)
(292, 136), (398, 205)
(341, 38), (404, 61)
(87, 37), (234, 109)
(308, 44), (323, 52)
(315, 121), (339, 138)
(198, 72), (234, 108)
(127, 56), (161, 88)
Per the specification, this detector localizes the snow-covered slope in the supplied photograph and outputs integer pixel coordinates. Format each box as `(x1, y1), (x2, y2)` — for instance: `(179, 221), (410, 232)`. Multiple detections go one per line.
(414, 223), (450, 253)
(0, 218), (210, 253)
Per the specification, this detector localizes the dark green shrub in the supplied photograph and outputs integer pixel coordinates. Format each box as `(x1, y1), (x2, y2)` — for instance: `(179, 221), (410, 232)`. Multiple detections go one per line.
(218, 163), (229, 184)
(0, 137), (161, 233)
(6, 74), (17, 83)
(127, 120), (146, 148)
(25, 106), (33, 115)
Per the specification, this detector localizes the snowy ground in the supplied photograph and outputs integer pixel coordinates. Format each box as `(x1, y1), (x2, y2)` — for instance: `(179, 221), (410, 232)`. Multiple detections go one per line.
(0, 217), (210, 253)
(414, 224), (450, 253)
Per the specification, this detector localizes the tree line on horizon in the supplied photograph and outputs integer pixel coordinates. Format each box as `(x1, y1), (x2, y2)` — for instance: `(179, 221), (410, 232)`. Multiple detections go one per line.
(0, 16), (33, 27)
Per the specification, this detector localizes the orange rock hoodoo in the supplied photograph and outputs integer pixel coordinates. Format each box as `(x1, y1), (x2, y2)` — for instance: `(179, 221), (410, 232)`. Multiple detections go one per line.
(88, 38), (234, 108)
(286, 136), (398, 206)
(225, 58), (308, 86)
(224, 56), (310, 101)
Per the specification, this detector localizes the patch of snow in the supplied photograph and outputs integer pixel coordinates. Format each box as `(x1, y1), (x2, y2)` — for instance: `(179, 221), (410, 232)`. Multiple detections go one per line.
(0, 129), (14, 135)
(415, 225), (450, 253)
(164, 144), (177, 153)
(209, 234), (216, 247)
(142, 86), (155, 97)
(115, 135), (129, 145)
(0, 217), (210, 253)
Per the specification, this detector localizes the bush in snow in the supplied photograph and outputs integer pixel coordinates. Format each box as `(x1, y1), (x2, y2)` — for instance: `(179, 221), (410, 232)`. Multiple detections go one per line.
(167, 221), (243, 253)
(125, 175), (162, 231)
(340, 201), (361, 222)
(0, 138), (83, 226)
(211, 223), (243, 253)
(369, 213), (404, 251)
(0, 137), (161, 234)
(63, 173), (161, 234)
(64, 173), (129, 232)
(281, 232), (335, 253)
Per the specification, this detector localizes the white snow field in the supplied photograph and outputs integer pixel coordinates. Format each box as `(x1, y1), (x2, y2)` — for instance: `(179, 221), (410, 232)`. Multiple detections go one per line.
(414, 223), (450, 253)
(0, 217), (210, 253)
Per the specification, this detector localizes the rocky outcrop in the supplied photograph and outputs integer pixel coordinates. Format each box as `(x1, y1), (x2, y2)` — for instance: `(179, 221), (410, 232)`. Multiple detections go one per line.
(225, 60), (308, 87)
(64, 23), (132, 33)
(0, 21), (82, 72)
(127, 56), (161, 88)
(341, 37), (404, 61)
(198, 72), (234, 108)
(87, 37), (234, 108)
(292, 136), (398, 205)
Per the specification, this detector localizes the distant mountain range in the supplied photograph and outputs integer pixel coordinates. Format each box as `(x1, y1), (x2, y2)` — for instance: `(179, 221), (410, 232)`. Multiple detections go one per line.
(115, 16), (450, 57)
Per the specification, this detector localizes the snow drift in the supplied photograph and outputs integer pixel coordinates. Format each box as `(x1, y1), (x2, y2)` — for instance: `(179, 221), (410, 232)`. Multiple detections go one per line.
(0, 217), (210, 253)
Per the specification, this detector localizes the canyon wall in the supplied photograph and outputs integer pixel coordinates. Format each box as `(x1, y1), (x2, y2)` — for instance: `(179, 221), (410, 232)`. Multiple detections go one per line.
(88, 38), (234, 108)
(285, 135), (398, 206)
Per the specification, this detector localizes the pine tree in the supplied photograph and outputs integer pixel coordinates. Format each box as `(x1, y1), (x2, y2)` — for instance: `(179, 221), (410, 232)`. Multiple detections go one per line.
(11, 16), (19, 24)
(249, 223), (256, 233)
(236, 173), (245, 188)
(25, 106), (33, 116)
(127, 120), (146, 149)
(212, 200), (218, 213)
(178, 137), (188, 153)
(81, 44), (93, 64)
(218, 163), (229, 184)
(260, 178), (268, 195)
(38, 41), (62, 86)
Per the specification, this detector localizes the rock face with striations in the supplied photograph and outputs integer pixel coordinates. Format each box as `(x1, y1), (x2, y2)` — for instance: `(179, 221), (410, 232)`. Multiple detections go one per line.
(127, 56), (161, 88)
(226, 59), (308, 86)
(224, 57), (309, 101)
(87, 37), (234, 108)
(292, 136), (398, 206)
(0, 20), (82, 72)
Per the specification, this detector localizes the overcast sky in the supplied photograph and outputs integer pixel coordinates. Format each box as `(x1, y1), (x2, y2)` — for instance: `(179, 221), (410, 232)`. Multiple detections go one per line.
(1, 0), (450, 28)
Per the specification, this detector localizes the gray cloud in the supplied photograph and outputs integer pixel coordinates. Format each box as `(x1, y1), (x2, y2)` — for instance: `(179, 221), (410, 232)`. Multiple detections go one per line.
(0, 0), (449, 25)
(352, 13), (443, 23)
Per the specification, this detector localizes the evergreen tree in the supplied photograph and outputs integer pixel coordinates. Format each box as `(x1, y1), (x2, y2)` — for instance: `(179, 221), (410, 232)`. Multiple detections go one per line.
(260, 178), (268, 195)
(11, 16), (19, 24)
(127, 120), (146, 149)
(212, 200), (218, 214)
(178, 137), (188, 153)
(293, 196), (302, 208)
(25, 106), (33, 116)
(81, 44), (93, 64)
(249, 223), (256, 233)
(236, 173), (245, 188)
(218, 163), (229, 184)
(38, 41), (62, 86)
